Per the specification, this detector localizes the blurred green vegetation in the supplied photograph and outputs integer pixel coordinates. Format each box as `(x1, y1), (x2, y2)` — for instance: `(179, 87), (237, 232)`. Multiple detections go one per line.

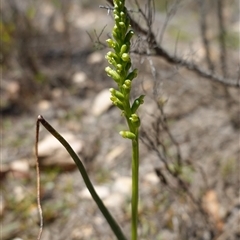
(225, 31), (240, 49)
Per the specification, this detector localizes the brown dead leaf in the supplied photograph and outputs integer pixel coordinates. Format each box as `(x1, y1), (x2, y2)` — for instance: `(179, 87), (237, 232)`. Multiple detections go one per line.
(203, 189), (224, 232)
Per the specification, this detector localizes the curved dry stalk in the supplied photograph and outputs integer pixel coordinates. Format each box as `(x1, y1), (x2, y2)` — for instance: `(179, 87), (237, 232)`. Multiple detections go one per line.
(35, 118), (43, 240)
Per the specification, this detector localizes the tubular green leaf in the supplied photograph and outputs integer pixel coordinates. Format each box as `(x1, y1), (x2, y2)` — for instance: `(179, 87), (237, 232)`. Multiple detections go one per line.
(37, 116), (127, 240)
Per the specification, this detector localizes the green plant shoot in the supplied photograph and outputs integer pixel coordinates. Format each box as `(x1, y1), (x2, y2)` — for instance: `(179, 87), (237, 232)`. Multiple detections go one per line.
(105, 1), (144, 239)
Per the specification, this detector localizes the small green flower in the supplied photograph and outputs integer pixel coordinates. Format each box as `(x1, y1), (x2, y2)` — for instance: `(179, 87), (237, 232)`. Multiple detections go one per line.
(105, 0), (144, 133)
(106, 39), (116, 48)
(121, 53), (130, 62)
(119, 131), (136, 140)
(116, 64), (123, 73)
(110, 88), (125, 101)
(122, 80), (131, 92)
(105, 1), (144, 239)
(105, 67), (121, 83)
(129, 114), (139, 123)
(120, 44), (128, 55)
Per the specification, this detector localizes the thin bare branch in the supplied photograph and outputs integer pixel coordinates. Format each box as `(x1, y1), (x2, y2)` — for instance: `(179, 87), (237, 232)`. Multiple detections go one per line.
(35, 117), (43, 240)
(158, 0), (181, 44)
(132, 47), (239, 87)
(216, 0), (228, 77)
(198, 0), (215, 72)
(86, 25), (108, 50)
(140, 103), (216, 233)
(106, 0), (239, 87)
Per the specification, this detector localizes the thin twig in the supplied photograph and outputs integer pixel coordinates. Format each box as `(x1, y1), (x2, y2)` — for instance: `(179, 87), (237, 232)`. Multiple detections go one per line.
(141, 110), (215, 233)
(158, 0), (181, 44)
(86, 25), (108, 50)
(198, 0), (215, 72)
(216, 0), (228, 77)
(35, 117), (43, 240)
(106, 0), (239, 87)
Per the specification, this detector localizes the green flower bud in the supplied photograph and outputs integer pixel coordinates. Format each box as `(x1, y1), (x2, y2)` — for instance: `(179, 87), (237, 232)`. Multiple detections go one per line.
(107, 51), (118, 59)
(113, 0), (121, 8)
(110, 88), (125, 101)
(113, 25), (118, 31)
(116, 91), (125, 101)
(109, 88), (115, 94)
(121, 53), (130, 62)
(105, 66), (121, 82)
(110, 95), (117, 102)
(106, 52), (119, 66)
(131, 95), (145, 113)
(113, 32), (121, 42)
(114, 99), (124, 110)
(116, 64), (123, 72)
(119, 22), (125, 28)
(122, 80), (131, 94)
(105, 0), (144, 125)
(129, 114), (141, 127)
(106, 39), (116, 48)
(114, 15), (120, 22)
(105, 53), (118, 66)
(120, 131), (136, 140)
(120, 44), (127, 55)
(129, 114), (139, 122)
(123, 79), (131, 89)
(117, 0), (124, 7)
(113, 25), (121, 41)
(108, 58), (117, 66)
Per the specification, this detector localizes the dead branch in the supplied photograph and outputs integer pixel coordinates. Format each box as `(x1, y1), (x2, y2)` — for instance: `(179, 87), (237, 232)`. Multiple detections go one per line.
(216, 0), (228, 78)
(35, 117), (43, 240)
(106, 0), (239, 87)
(198, 0), (215, 72)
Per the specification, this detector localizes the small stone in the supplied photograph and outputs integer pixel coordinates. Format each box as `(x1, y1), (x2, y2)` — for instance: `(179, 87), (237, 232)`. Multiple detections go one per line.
(91, 89), (112, 116)
(105, 144), (126, 164)
(144, 172), (159, 184)
(37, 100), (51, 111)
(10, 159), (30, 178)
(10, 159), (29, 173)
(79, 185), (110, 199)
(72, 226), (93, 238)
(38, 133), (82, 157)
(53, 15), (65, 32)
(104, 193), (125, 208)
(38, 133), (83, 170)
(87, 52), (103, 64)
(112, 176), (131, 195)
(72, 72), (87, 84)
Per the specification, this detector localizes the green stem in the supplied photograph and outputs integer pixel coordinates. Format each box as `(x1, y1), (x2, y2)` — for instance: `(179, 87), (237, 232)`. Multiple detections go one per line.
(131, 136), (139, 240)
(37, 115), (127, 240)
